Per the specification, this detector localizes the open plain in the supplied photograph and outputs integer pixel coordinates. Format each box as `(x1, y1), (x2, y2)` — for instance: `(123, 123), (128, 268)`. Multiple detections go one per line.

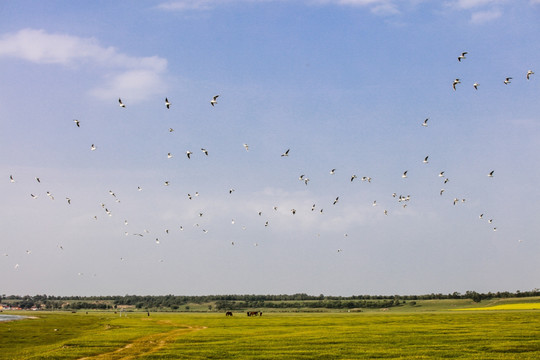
(2, 300), (540, 359)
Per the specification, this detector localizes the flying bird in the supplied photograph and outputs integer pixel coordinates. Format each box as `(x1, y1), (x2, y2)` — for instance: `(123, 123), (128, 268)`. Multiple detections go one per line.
(165, 97), (171, 109)
(35, 177), (40, 183)
(168, 128), (174, 133)
(333, 197), (339, 205)
(210, 95), (219, 106)
(452, 78), (461, 91)
(422, 118), (429, 127)
(423, 156), (429, 164)
(457, 52), (467, 62)
(30, 194), (38, 199)
(402, 171), (408, 178)
(243, 143), (249, 151)
(439, 171), (445, 177)
(66, 197), (71, 204)
(526, 70), (534, 80)
(9, 175), (14, 183)
(186, 151), (192, 159)
(91, 144), (96, 151)
(73, 119), (80, 127)
(504, 77), (512, 85)
(167, 152), (173, 159)
(351, 175), (357, 182)
(281, 149), (290, 157)
(330, 169), (336, 175)
(473, 82), (479, 90)
(487, 170), (494, 177)
(201, 148), (208, 156)
(118, 98), (125, 108)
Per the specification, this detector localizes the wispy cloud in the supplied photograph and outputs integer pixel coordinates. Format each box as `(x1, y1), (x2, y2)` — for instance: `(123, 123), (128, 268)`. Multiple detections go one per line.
(451, 0), (505, 10)
(0, 28), (168, 102)
(157, 0), (400, 15)
(157, 0), (215, 11)
(445, 0), (508, 23)
(469, 8), (502, 23)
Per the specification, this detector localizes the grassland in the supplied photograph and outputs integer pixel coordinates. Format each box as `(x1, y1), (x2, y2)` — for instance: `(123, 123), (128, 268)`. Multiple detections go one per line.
(1, 300), (540, 359)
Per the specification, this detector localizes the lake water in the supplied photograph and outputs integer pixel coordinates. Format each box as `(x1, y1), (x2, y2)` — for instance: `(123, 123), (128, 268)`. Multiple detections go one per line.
(0, 314), (26, 322)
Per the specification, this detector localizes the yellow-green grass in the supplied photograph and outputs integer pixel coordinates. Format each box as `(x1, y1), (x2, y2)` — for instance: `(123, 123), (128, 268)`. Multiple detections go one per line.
(457, 303), (540, 311)
(2, 310), (540, 359)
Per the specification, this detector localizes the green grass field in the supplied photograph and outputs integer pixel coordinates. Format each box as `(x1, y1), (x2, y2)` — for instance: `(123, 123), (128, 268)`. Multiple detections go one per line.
(1, 304), (539, 359)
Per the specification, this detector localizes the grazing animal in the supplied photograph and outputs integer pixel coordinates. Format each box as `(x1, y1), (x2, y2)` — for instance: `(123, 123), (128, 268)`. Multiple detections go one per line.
(226, 311), (233, 316)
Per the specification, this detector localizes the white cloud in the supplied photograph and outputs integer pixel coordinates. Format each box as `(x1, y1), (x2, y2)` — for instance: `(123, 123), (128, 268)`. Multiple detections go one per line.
(158, 0), (400, 14)
(470, 8), (502, 23)
(444, 0), (509, 24)
(157, 0), (215, 11)
(451, 0), (504, 9)
(0, 28), (168, 102)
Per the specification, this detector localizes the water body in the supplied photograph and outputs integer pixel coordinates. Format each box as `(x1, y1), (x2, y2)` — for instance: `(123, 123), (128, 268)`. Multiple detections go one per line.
(0, 314), (26, 322)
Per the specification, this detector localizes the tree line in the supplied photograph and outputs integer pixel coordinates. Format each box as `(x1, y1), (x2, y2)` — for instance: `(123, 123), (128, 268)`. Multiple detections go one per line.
(1, 289), (538, 310)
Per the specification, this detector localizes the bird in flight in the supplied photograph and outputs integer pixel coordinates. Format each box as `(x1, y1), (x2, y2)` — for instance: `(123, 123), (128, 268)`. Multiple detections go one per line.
(201, 148), (208, 156)
(330, 169), (336, 175)
(9, 175), (14, 183)
(118, 98), (126, 108)
(423, 156), (429, 164)
(333, 196), (339, 205)
(457, 52), (467, 62)
(91, 144), (96, 151)
(526, 70), (534, 80)
(422, 118), (429, 127)
(167, 152), (173, 159)
(351, 175), (357, 182)
(487, 170), (494, 177)
(402, 171), (408, 178)
(165, 98), (171, 109)
(186, 151), (192, 159)
(210, 95), (219, 106)
(504, 77), (512, 85)
(452, 79), (461, 91)
(473, 82), (479, 90)
(243, 143), (249, 151)
(281, 149), (290, 157)
(73, 119), (80, 127)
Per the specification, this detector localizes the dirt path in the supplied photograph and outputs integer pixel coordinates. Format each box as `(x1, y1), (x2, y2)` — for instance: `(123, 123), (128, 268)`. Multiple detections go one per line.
(78, 325), (206, 360)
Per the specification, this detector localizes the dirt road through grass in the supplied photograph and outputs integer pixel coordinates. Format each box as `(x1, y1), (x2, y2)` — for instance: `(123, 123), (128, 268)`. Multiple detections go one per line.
(78, 325), (207, 360)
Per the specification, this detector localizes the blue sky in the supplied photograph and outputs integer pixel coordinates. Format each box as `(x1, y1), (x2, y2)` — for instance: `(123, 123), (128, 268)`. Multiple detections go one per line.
(1, 0), (539, 296)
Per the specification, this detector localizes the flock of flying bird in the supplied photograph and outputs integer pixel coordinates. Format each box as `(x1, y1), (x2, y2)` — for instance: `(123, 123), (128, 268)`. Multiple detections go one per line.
(452, 52), (534, 91)
(5, 50), (534, 271)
